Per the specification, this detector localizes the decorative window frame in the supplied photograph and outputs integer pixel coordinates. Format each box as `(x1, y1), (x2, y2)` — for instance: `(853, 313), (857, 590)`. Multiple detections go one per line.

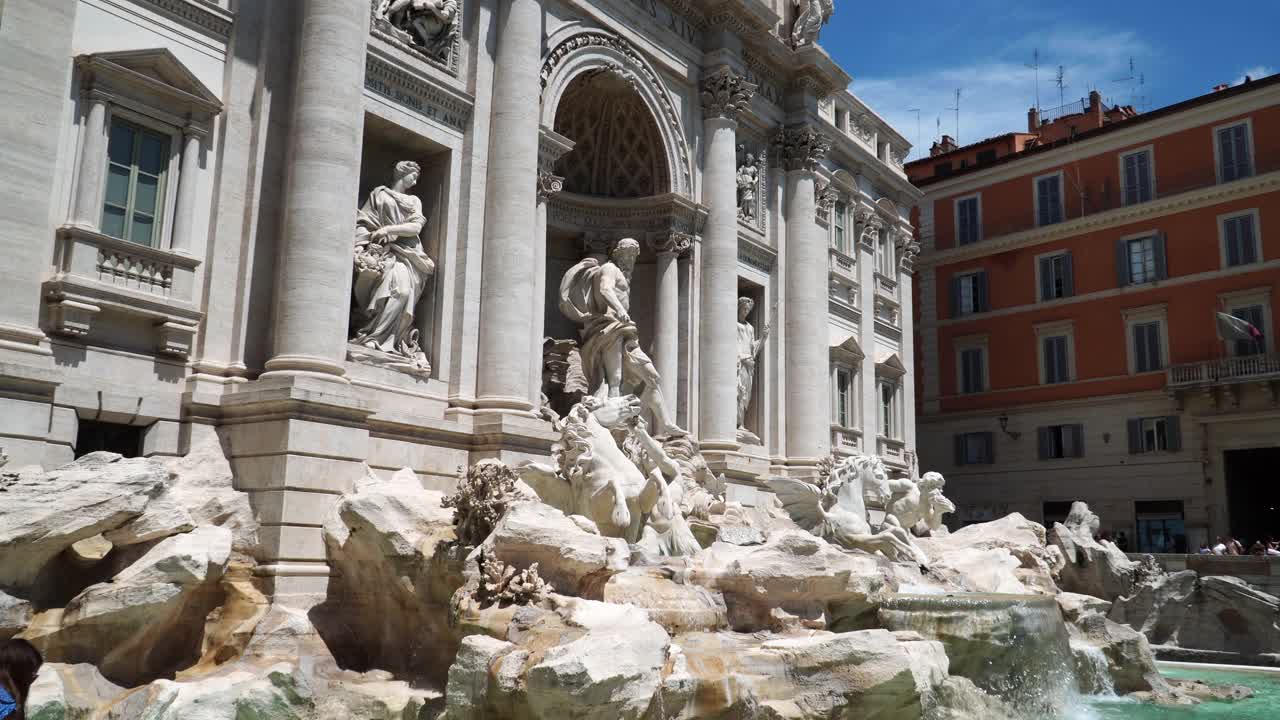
(1212, 117), (1255, 184)
(1034, 248), (1072, 302)
(1217, 207), (1263, 268)
(953, 193), (983, 246)
(953, 333), (989, 395)
(1218, 286), (1273, 357)
(830, 363), (857, 429)
(45, 49), (221, 356)
(1117, 145), (1157, 206)
(875, 354), (906, 441)
(1032, 169), (1065, 227)
(952, 266), (986, 316)
(1121, 303), (1170, 375)
(1034, 319), (1076, 385)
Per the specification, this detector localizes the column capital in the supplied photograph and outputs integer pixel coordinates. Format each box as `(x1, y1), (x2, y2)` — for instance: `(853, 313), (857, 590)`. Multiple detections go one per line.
(772, 125), (830, 172)
(536, 170), (565, 200)
(182, 123), (210, 141)
(701, 66), (756, 121)
(649, 231), (693, 257)
(858, 211), (884, 250)
(83, 87), (114, 106)
(894, 226), (920, 272)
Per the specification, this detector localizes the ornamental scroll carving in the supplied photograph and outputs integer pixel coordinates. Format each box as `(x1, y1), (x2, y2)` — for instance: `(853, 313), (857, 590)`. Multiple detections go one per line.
(649, 232), (693, 257)
(773, 126), (831, 172)
(894, 226), (920, 269)
(701, 67), (756, 120)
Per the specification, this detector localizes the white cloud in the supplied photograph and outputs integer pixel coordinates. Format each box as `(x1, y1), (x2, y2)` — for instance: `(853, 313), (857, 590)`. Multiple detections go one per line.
(1234, 66), (1275, 85)
(851, 27), (1152, 161)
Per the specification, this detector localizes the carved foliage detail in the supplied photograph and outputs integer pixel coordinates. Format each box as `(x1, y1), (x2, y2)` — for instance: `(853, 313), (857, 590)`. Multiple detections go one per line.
(773, 126), (831, 172)
(701, 66), (757, 120)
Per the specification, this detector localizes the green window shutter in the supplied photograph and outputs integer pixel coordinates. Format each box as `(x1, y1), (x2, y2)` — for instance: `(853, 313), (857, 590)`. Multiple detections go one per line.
(1165, 416), (1182, 452)
(1115, 240), (1129, 286)
(1071, 424), (1085, 457)
(1154, 232), (1168, 280)
(1127, 418), (1142, 454)
(954, 434), (966, 466)
(1037, 427), (1050, 460)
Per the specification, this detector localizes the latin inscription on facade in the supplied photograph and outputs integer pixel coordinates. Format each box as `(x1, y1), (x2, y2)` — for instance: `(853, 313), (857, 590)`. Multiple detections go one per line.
(365, 56), (472, 133)
(619, 0), (700, 46)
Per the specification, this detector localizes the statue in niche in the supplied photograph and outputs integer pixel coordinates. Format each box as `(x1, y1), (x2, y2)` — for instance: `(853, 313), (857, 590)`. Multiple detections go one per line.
(558, 238), (686, 437)
(375, 0), (459, 62)
(736, 148), (760, 223)
(350, 160), (436, 376)
(791, 0), (834, 48)
(735, 297), (770, 439)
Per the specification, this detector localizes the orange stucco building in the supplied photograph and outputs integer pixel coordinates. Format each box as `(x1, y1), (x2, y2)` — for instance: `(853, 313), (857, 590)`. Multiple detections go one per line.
(910, 77), (1280, 552)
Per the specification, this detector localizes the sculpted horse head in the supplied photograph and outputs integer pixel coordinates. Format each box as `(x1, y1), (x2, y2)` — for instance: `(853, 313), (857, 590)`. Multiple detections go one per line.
(829, 453), (890, 519)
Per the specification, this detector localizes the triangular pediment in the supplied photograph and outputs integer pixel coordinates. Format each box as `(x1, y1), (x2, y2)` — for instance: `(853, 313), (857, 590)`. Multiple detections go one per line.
(829, 333), (864, 362)
(78, 48), (222, 115)
(875, 352), (907, 377)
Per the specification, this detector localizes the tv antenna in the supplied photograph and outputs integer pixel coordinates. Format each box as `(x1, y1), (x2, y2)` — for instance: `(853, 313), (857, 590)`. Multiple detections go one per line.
(907, 108), (921, 158)
(947, 88), (962, 144)
(1055, 65), (1068, 110)
(1025, 48), (1041, 113)
(1111, 57), (1148, 110)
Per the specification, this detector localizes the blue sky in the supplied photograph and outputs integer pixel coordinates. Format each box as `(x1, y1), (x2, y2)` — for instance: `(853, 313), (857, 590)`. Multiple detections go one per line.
(827, 1), (1279, 160)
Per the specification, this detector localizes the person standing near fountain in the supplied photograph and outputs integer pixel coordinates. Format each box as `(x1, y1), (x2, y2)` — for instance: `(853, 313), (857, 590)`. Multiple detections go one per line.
(0, 640), (42, 720)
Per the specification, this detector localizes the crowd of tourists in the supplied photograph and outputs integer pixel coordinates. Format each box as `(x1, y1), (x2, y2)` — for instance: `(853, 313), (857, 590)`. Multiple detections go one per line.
(1198, 536), (1280, 556)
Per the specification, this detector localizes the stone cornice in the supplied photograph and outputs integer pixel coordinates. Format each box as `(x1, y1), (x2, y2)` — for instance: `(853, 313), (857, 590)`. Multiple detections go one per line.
(701, 66), (757, 120)
(916, 169), (1280, 269)
(773, 125), (830, 172)
(134, 0), (233, 41)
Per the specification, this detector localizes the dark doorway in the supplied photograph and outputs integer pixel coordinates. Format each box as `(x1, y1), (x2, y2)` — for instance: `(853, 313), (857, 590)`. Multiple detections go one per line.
(75, 420), (142, 458)
(1225, 448), (1280, 545)
(1043, 501), (1073, 528)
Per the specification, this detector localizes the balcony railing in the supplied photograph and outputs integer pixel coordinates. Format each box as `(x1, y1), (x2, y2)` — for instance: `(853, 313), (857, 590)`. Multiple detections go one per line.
(1167, 354), (1280, 388)
(828, 247), (857, 283)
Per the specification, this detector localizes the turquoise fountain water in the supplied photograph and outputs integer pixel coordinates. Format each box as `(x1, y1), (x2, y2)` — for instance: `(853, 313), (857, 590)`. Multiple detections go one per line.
(1085, 665), (1280, 719)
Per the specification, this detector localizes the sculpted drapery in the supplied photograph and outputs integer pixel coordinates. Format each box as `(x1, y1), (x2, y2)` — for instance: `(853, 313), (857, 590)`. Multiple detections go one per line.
(351, 161), (436, 371)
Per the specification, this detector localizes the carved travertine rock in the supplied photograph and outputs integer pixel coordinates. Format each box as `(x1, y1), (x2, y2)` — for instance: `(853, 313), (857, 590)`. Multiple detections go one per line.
(475, 548), (551, 608)
(443, 460), (528, 547)
(1049, 501), (1137, 600)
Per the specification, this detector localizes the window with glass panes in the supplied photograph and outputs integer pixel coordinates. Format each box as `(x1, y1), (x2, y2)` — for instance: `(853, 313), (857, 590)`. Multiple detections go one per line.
(1231, 305), (1265, 356)
(878, 380), (898, 438)
(1122, 150), (1153, 204)
(1224, 214), (1258, 267)
(834, 367), (853, 427)
(877, 228), (895, 275)
(832, 202), (848, 253)
(102, 118), (169, 246)
(1141, 417), (1168, 452)
(1133, 321), (1162, 373)
(957, 196), (980, 245)
(1036, 174), (1063, 225)
(1127, 237), (1157, 284)
(1217, 123), (1252, 182)
(1039, 253), (1073, 300)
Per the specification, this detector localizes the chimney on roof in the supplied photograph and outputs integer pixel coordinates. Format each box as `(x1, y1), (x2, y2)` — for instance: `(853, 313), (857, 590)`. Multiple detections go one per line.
(929, 136), (959, 157)
(1213, 83), (1230, 92)
(1028, 106), (1040, 132)
(1087, 89), (1102, 111)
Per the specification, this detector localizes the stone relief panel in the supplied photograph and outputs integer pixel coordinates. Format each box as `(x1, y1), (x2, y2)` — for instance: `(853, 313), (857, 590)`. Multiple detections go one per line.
(371, 0), (460, 74)
(349, 160), (436, 377)
(735, 141), (766, 231)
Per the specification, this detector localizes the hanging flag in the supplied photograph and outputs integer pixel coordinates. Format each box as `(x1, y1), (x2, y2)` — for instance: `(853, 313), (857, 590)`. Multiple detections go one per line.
(1216, 311), (1260, 342)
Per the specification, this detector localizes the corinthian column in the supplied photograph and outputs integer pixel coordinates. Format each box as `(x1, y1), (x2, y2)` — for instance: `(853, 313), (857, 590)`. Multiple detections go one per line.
(475, 0), (543, 413)
(530, 127), (573, 406)
(264, 0), (369, 378)
(651, 232), (691, 411)
(776, 126), (832, 468)
(698, 66), (755, 448)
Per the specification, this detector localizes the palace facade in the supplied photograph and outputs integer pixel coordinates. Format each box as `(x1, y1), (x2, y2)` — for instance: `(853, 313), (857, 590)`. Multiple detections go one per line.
(0, 0), (918, 596)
